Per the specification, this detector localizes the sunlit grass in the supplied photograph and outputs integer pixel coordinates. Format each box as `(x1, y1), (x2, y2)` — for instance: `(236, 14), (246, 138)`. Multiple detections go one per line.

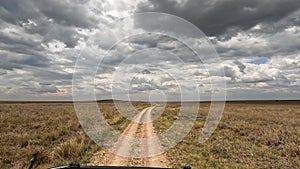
(1, 101), (299, 168)
(153, 102), (300, 168)
(0, 102), (129, 169)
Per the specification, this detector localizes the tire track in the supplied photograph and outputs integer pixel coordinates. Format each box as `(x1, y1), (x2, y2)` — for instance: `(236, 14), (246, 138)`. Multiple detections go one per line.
(108, 107), (150, 166)
(140, 107), (170, 167)
(88, 106), (170, 168)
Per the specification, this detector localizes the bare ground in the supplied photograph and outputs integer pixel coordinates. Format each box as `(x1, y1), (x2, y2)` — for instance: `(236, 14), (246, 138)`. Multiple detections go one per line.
(88, 106), (170, 168)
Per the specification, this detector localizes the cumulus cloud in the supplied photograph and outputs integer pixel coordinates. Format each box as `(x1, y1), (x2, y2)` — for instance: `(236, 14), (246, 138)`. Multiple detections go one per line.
(0, 0), (299, 101)
(0, 0), (97, 27)
(224, 61), (280, 83)
(136, 0), (300, 36)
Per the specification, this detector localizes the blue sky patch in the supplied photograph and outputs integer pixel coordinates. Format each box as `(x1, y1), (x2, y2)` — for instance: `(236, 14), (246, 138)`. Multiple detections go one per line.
(249, 57), (268, 65)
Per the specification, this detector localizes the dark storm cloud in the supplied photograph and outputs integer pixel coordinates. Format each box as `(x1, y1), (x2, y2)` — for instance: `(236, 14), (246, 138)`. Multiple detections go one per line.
(0, 0), (299, 101)
(0, 29), (51, 70)
(31, 68), (73, 81)
(33, 0), (96, 28)
(0, 0), (94, 99)
(0, 0), (38, 24)
(100, 33), (204, 67)
(0, 51), (51, 70)
(0, 0), (97, 48)
(42, 24), (80, 48)
(136, 0), (300, 36)
(0, 0), (96, 28)
(129, 33), (170, 48)
(135, 0), (300, 67)
(0, 29), (40, 49)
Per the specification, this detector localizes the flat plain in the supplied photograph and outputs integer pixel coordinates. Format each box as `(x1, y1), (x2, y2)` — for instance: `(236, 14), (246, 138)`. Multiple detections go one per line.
(0, 101), (299, 168)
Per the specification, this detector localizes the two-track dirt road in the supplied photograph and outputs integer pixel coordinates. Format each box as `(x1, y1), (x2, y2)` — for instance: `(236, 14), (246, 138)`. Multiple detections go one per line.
(88, 106), (170, 167)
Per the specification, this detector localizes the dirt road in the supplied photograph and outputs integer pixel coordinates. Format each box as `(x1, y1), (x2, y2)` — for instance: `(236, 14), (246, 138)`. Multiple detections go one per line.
(88, 106), (170, 167)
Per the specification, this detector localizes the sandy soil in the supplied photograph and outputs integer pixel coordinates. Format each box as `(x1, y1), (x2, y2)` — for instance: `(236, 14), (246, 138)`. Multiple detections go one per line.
(88, 106), (170, 168)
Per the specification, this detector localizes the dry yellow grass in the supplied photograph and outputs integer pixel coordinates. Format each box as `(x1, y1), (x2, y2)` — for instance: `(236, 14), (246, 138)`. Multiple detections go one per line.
(0, 102), (129, 169)
(1, 101), (299, 168)
(153, 102), (300, 168)
(0, 103), (93, 169)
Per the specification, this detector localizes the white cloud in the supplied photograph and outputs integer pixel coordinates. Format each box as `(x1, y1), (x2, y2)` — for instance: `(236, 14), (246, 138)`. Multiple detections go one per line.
(0, 0), (299, 101)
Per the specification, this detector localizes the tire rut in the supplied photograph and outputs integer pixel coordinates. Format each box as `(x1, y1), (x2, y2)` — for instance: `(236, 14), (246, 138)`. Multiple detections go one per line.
(88, 106), (170, 168)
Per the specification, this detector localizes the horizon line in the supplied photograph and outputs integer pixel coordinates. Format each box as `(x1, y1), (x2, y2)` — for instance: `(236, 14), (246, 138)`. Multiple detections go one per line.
(0, 99), (299, 103)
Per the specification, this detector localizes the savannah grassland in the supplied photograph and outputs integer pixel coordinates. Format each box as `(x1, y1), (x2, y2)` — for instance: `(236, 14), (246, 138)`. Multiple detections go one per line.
(154, 102), (300, 168)
(0, 101), (299, 168)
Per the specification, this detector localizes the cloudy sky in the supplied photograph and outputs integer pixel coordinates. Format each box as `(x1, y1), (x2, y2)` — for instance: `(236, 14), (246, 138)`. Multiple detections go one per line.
(0, 0), (299, 101)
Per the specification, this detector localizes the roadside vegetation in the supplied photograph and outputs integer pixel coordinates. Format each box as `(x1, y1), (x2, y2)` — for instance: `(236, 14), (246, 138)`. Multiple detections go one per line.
(153, 102), (300, 168)
(1, 101), (299, 168)
(0, 102), (128, 169)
